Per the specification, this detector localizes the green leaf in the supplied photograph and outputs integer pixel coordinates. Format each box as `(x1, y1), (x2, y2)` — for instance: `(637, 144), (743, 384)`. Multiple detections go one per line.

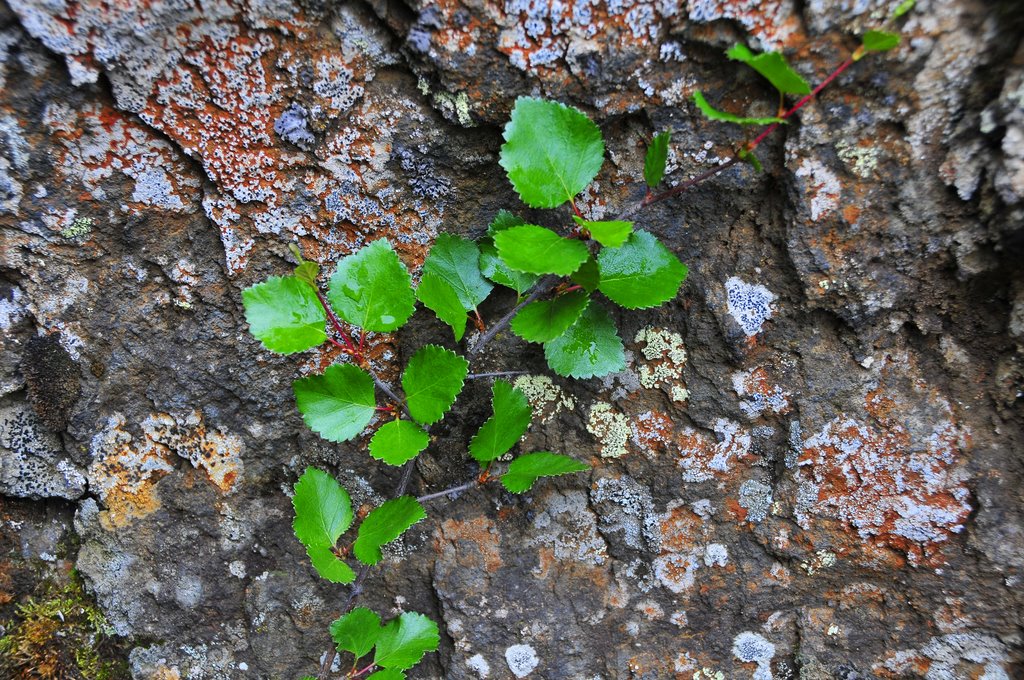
(416, 272), (468, 342)
(329, 607), (381, 658)
(862, 30), (900, 53)
(305, 545), (356, 584)
(597, 230), (688, 309)
(328, 240), (415, 332)
(571, 257), (600, 292)
(572, 216), (633, 248)
(511, 291), (590, 343)
(353, 496), (427, 566)
(293, 364), (376, 443)
(294, 261), (320, 288)
(892, 0), (915, 18)
(693, 91), (784, 126)
(367, 671), (405, 680)
(726, 44), (811, 95)
(402, 345), (469, 425)
(499, 97), (605, 208)
(421, 234), (493, 311)
(373, 612), (440, 671)
(468, 379), (533, 463)
(543, 303), (625, 379)
(242, 276), (326, 354)
(292, 468), (356, 583)
(644, 131), (670, 188)
(487, 209), (526, 236)
(479, 239), (540, 295)
(501, 452), (589, 494)
(493, 225), (589, 276)
(369, 420), (430, 466)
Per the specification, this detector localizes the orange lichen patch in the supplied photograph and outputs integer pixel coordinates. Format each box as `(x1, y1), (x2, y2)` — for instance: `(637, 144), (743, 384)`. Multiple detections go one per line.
(652, 501), (723, 595)
(140, 30), (289, 204)
(44, 101), (199, 212)
(675, 418), (752, 483)
(795, 360), (972, 566)
(435, 517), (503, 574)
(87, 413), (175, 529)
(658, 502), (702, 554)
(630, 409), (675, 455)
(142, 411), (243, 493)
(731, 366), (791, 419)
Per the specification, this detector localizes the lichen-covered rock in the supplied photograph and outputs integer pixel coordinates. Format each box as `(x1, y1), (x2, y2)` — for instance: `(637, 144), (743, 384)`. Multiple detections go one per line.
(0, 0), (1021, 677)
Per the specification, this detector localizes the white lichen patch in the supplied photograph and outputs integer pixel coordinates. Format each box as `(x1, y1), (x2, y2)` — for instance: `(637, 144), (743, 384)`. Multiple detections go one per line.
(725, 278), (776, 338)
(513, 374), (576, 424)
(466, 653), (490, 678)
(703, 543), (729, 567)
(732, 631), (776, 680)
(530, 491), (608, 566)
(732, 367), (790, 419)
(795, 158), (841, 221)
(504, 644), (539, 678)
(587, 402), (630, 458)
(688, 0), (796, 50)
(876, 632), (1012, 680)
(738, 479), (774, 523)
(633, 326), (688, 402)
(652, 549), (703, 593)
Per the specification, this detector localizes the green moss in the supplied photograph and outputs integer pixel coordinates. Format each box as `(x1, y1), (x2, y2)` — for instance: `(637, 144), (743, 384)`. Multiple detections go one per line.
(0, 574), (128, 679)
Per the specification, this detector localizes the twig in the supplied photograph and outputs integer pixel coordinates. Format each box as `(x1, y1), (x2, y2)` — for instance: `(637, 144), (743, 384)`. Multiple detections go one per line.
(469, 276), (556, 356)
(466, 371), (529, 380)
(416, 479), (480, 503)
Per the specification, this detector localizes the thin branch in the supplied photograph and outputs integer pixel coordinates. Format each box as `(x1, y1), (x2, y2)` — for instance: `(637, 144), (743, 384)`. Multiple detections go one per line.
(469, 276), (556, 356)
(370, 372), (415, 423)
(466, 371), (529, 380)
(416, 479), (479, 503)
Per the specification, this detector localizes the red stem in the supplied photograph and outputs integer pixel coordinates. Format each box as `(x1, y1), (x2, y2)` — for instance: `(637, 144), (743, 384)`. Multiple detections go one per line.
(570, 200), (583, 219)
(634, 54), (859, 215)
(314, 289), (358, 354)
(747, 55), (857, 151)
(349, 662), (376, 678)
(561, 284), (583, 294)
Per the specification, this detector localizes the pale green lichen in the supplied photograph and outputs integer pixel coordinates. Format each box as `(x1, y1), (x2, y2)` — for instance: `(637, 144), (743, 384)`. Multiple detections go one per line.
(634, 327), (688, 402)
(835, 140), (880, 179)
(513, 374), (576, 424)
(800, 550), (837, 576)
(434, 90), (474, 127)
(586, 402), (630, 458)
(60, 216), (93, 239)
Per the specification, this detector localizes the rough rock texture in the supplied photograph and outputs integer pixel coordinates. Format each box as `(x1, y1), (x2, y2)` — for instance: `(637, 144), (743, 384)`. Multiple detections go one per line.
(0, 0), (1022, 678)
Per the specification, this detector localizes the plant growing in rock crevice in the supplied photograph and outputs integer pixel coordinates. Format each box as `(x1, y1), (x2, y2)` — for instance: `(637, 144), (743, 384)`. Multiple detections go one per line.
(240, 7), (912, 676)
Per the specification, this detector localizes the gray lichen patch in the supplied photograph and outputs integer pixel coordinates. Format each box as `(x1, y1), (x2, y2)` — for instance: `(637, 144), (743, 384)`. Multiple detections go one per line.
(0, 401), (85, 500)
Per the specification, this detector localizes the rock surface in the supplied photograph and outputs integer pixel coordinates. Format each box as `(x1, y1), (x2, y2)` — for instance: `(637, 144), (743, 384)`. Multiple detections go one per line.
(1, 0), (1022, 678)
